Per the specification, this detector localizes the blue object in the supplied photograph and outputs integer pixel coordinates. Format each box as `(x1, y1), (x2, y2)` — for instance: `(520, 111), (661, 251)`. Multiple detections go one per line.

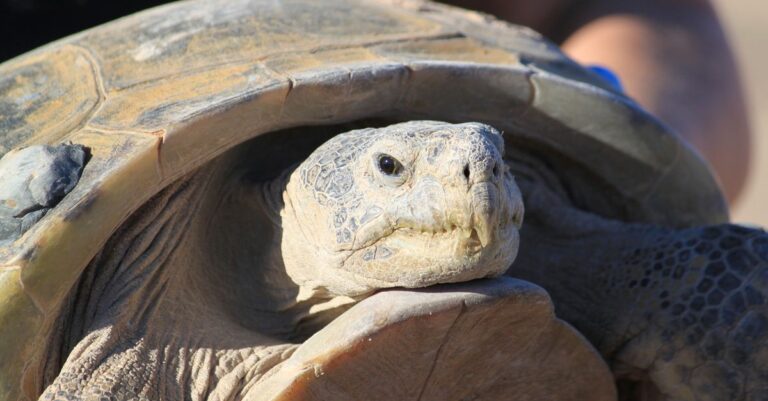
(587, 65), (624, 93)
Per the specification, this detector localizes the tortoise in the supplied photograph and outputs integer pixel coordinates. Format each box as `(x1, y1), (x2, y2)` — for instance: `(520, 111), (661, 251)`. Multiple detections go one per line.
(1, 0), (766, 400)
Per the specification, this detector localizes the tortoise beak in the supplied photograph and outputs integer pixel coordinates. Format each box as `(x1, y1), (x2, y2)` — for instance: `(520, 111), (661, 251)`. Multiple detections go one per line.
(470, 181), (498, 248)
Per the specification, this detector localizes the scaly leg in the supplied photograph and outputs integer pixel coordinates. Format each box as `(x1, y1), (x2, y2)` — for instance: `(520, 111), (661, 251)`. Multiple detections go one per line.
(513, 180), (768, 401)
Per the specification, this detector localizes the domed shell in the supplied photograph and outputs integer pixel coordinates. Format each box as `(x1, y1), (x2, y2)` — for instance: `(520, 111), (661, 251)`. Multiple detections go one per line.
(0, 0), (725, 399)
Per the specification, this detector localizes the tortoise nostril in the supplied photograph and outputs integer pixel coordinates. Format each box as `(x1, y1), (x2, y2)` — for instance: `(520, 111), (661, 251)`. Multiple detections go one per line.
(463, 164), (470, 181)
(492, 163), (499, 177)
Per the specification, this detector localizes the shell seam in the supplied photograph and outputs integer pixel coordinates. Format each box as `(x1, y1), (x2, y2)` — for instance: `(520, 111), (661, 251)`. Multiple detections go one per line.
(110, 32), (464, 92)
(64, 45), (108, 138)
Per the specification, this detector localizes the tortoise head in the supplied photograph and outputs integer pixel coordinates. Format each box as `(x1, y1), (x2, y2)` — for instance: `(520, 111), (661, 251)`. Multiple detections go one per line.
(280, 121), (524, 297)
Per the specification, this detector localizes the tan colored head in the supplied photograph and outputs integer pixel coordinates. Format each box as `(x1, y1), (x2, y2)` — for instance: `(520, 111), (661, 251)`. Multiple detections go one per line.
(280, 121), (524, 297)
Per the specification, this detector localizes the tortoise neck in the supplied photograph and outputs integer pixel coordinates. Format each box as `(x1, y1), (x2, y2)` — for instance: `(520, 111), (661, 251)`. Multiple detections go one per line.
(253, 167), (357, 339)
(39, 168), (350, 399)
(510, 179), (670, 357)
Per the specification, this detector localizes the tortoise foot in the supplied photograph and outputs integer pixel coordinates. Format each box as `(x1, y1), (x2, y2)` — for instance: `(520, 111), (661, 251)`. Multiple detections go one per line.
(248, 277), (617, 401)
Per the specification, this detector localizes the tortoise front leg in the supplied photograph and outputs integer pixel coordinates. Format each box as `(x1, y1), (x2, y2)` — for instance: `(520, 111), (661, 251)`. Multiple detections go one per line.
(513, 181), (768, 401)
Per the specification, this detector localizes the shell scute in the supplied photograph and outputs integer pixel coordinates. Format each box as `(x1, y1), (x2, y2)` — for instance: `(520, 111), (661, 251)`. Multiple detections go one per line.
(0, 46), (101, 156)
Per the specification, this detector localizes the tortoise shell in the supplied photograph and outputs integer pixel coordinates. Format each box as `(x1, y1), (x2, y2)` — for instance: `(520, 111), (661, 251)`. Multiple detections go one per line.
(0, 0), (725, 399)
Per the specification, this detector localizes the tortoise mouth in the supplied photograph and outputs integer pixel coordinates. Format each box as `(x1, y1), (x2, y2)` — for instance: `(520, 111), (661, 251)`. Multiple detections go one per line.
(329, 179), (522, 288)
(351, 222), (487, 257)
(340, 220), (520, 288)
(343, 177), (523, 260)
(394, 225), (486, 253)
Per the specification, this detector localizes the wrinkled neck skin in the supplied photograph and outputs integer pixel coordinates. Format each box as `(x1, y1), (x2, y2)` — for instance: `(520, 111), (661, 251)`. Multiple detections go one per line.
(508, 159), (672, 359)
(36, 167), (349, 401)
(511, 178), (661, 352)
(242, 167), (356, 328)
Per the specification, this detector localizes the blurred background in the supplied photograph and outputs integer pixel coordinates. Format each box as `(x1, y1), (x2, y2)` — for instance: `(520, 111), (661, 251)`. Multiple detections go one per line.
(713, 0), (768, 226)
(0, 0), (765, 225)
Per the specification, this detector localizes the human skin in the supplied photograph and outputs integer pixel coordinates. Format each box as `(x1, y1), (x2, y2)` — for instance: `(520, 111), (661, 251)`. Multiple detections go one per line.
(443, 0), (751, 205)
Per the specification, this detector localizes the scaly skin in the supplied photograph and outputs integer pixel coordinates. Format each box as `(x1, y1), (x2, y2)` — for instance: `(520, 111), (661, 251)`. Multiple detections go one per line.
(38, 121), (523, 400)
(512, 179), (768, 401)
(280, 121), (523, 297)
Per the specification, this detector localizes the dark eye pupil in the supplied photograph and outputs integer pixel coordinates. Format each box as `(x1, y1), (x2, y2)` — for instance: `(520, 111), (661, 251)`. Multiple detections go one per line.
(378, 155), (399, 175)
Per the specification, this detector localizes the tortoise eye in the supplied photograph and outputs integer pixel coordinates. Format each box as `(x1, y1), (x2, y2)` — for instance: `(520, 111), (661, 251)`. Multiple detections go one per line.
(377, 154), (402, 176)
